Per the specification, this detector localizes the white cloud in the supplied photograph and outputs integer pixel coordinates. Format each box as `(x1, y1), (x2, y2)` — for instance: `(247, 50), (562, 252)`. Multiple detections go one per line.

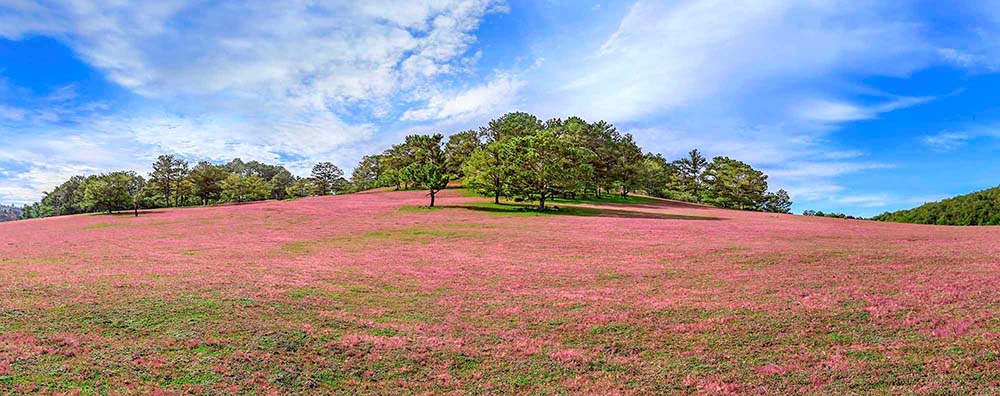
(922, 132), (973, 151)
(921, 126), (1000, 151)
(401, 74), (524, 122)
(797, 96), (933, 123)
(0, 0), (506, 203)
(836, 194), (892, 208)
(513, 0), (948, 214)
(536, 0), (933, 123)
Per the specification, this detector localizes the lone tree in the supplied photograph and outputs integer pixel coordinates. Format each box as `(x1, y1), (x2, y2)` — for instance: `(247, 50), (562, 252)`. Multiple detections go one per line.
(124, 172), (146, 217)
(406, 134), (450, 207)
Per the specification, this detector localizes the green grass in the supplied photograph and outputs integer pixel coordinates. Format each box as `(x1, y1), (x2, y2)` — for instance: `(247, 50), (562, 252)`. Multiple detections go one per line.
(430, 201), (720, 221)
(459, 187), (660, 205)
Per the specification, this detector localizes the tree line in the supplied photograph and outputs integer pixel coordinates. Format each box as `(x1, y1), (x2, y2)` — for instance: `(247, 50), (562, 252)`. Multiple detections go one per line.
(18, 112), (793, 219)
(872, 185), (1000, 225)
(19, 157), (352, 219)
(801, 210), (861, 220)
(348, 112), (792, 212)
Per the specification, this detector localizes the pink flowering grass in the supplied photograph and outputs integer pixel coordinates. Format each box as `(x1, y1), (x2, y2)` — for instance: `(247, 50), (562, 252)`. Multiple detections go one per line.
(1, 189), (999, 394)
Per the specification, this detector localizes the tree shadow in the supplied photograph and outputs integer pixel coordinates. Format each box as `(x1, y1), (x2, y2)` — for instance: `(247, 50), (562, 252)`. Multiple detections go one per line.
(438, 203), (723, 221)
(102, 210), (169, 216)
(591, 197), (717, 212)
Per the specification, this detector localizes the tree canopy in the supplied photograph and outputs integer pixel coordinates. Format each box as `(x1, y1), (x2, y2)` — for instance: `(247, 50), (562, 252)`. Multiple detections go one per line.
(20, 111), (794, 219)
(873, 185), (1000, 225)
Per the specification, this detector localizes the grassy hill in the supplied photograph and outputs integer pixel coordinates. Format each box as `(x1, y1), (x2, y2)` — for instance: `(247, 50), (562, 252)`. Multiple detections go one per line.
(873, 185), (1000, 225)
(1, 189), (998, 394)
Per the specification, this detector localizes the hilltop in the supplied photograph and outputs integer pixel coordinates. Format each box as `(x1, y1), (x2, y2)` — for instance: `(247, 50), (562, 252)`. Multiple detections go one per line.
(1, 189), (998, 394)
(874, 185), (1000, 225)
(0, 205), (20, 222)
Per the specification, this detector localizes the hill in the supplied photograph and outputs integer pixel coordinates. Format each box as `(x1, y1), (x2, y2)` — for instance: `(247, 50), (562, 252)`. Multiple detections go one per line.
(873, 185), (1000, 225)
(0, 205), (20, 222)
(1, 190), (998, 394)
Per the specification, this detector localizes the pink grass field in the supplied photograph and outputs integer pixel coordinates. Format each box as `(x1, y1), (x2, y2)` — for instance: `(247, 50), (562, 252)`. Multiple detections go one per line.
(1, 189), (999, 395)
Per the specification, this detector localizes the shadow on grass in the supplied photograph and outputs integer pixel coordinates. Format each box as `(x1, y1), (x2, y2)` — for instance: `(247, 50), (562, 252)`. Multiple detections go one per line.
(431, 202), (723, 221)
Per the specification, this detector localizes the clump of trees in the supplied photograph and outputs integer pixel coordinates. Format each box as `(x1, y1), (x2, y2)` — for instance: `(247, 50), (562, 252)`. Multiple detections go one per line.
(872, 185), (1000, 225)
(20, 156), (352, 219)
(802, 210), (861, 220)
(349, 112), (793, 212)
(19, 112), (796, 218)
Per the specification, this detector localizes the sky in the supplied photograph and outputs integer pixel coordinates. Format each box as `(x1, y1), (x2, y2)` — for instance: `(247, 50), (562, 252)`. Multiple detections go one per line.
(2, 0), (1000, 216)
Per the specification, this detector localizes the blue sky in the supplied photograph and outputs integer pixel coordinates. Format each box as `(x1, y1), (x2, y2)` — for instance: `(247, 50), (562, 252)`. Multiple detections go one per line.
(1, 1), (1000, 216)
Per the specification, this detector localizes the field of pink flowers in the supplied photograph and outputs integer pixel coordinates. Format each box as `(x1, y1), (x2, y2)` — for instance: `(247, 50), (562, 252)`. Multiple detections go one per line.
(1, 189), (998, 395)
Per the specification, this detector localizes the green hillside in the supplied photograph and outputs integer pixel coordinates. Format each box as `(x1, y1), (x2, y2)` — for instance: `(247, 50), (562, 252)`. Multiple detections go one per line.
(873, 185), (1000, 225)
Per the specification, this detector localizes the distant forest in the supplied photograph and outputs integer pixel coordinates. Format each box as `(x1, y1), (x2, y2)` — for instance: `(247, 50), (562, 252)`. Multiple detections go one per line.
(16, 112), (793, 219)
(873, 185), (1000, 225)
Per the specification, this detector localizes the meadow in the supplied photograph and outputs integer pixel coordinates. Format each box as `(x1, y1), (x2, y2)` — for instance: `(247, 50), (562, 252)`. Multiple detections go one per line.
(1, 189), (998, 395)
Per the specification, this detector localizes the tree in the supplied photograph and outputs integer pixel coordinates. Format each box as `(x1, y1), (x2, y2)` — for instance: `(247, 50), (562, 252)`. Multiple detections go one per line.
(223, 158), (247, 176)
(672, 149), (708, 198)
(188, 162), (229, 205)
(405, 134), (451, 207)
(150, 155), (189, 207)
(351, 155), (383, 192)
(221, 174), (270, 203)
(124, 172), (146, 217)
(635, 153), (673, 197)
(701, 156), (768, 210)
(311, 162), (347, 195)
(613, 133), (645, 198)
(82, 172), (134, 214)
(445, 130), (481, 178)
(480, 112), (543, 144)
(286, 178), (315, 198)
(762, 189), (793, 213)
(462, 142), (513, 204)
(269, 169), (296, 200)
(42, 176), (87, 216)
(503, 129), (594, 210)
(562, 117), (619, 198)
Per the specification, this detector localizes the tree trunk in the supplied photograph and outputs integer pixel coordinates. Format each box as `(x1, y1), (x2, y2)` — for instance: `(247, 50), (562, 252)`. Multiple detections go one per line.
(622, 185), (627, 198)
(429, 190), (436, 207)
(134, 203), (138, 217)
(538, 194), (546, 211)
(494, 190), (500, 204)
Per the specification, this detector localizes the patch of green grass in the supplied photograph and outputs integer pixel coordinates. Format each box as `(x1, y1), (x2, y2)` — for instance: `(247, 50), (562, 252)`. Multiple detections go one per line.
(597, 272), (627, 281)
(370, 327), (400, 336)
(83, 222), (121, 230)
(590, 323), (636, 336)
(314, 370), (359, 388)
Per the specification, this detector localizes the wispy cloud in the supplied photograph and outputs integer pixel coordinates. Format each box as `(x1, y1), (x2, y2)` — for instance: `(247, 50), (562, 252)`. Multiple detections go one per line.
(797, 96), (934, 123)
(922, 126), (1000, 151)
